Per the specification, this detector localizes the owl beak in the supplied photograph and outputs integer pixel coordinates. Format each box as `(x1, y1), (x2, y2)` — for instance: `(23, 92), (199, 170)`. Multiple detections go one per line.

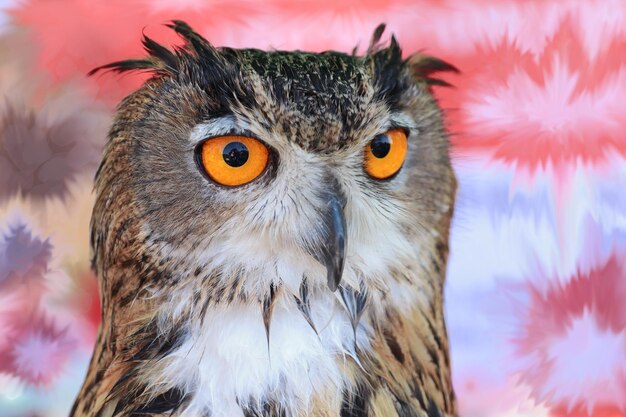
(315, 183), (347, 292)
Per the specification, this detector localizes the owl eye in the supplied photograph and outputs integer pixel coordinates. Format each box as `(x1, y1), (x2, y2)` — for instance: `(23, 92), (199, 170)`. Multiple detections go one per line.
(364, 128), (408, 179)
(198, 136), (269, 186)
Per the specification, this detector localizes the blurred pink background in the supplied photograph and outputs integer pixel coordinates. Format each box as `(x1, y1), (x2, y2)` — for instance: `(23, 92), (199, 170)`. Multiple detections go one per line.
(1, 1), (625, 416)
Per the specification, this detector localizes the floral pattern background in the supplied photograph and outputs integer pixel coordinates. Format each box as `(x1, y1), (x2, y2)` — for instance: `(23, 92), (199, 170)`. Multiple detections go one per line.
(0, 1), (625, 416)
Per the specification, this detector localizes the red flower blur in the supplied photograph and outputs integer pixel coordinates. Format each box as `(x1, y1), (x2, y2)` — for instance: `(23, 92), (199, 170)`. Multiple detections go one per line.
(438, 18), (626, 172)
(513, 254), (626, 416)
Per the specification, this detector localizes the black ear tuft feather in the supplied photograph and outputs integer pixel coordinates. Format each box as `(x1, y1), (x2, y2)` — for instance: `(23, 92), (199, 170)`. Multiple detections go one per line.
(406, 55), (459, 88)
(165, 19), (219, 58)
(409, 55), (459, 77)
(388, 35), (400, 56)
(367, 23), (387, 54)
(363, 23), (458, 92)
(87, 59), (159, 76)
(141, 34), (179, 72)
(424, 78), (454, 88)
(366, 23), (402, 61)
(88, 20), (221, 79)
(366, 24), (405, 110)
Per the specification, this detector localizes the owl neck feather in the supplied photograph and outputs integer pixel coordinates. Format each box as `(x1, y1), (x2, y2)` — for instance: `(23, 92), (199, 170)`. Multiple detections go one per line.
(72, 254), (455, 417)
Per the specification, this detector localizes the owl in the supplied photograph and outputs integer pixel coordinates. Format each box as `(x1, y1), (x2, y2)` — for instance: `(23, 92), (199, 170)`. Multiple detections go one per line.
(70, 21), (457, 417)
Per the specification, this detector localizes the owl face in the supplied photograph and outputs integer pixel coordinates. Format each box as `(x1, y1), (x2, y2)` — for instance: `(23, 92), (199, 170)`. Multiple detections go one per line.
(98, 21), (456, 301)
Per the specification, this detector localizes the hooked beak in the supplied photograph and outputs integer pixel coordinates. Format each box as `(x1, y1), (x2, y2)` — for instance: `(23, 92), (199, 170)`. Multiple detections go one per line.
(313, 178), (347, 292)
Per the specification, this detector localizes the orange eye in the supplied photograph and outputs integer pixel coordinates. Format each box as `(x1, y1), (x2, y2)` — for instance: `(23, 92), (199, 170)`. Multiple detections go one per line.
(364, 128), (408, 179)
(198, 136), (269, 186)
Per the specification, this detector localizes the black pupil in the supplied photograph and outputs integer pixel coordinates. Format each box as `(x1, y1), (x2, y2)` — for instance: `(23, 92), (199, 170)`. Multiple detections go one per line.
(370, 134), (391, 158)
(223, 142), (249, 167)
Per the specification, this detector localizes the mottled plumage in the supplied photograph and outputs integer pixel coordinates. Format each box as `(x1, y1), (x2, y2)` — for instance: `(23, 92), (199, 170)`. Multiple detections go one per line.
(72, 21), (457, 417)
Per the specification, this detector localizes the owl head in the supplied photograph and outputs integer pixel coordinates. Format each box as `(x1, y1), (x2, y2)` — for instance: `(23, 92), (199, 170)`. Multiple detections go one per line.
(91, 21), (457, 326)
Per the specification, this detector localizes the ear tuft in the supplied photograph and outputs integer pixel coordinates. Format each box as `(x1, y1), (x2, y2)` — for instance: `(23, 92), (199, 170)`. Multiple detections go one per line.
(87, 59), (161, 76)
(365, 23), (402, 61)
(367, 23), (387, 55)
(141, 34), (179, 72)
(88, 20), (219, 79)
(165, 20), (219, 59)
(405, 55), (459, 88)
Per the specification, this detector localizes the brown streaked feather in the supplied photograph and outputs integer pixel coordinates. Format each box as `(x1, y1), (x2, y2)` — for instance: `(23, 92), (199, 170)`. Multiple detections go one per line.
(293, 276), (319, 335)
(262, 282), (281, 354)
(338, 284), (368, 345)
